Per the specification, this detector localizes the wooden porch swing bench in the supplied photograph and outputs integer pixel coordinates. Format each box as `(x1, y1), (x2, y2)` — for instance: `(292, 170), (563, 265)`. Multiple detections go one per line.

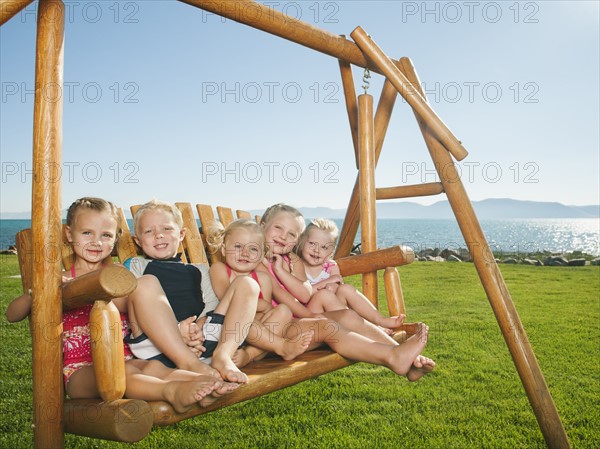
(2, 0), (571, 447)
(16, 202), (416, 442)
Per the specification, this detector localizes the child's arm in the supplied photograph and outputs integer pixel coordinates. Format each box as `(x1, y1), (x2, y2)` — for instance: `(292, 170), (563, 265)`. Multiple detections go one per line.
(271, 254), (313, 303)
(6, 292), (32, 323)
(269, 276), (317, 318)
(310, 274), (344, 294)
(208, 261), (231, 300)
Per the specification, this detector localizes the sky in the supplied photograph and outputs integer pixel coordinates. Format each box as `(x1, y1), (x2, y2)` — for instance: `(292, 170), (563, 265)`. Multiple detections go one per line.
(0, 0), (599, 215)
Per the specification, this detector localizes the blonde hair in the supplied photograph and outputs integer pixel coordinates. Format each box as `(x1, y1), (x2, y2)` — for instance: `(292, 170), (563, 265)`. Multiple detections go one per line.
(206, 219), (266, 263)
(296, 218), (339, 255)
(133, 199), (183, 236)
(260, 203), (305, 233)
(66, 197), (122, 239)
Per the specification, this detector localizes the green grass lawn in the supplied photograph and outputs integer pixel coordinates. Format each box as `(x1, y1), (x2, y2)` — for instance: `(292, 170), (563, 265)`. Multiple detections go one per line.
(1, 254), (598, 448)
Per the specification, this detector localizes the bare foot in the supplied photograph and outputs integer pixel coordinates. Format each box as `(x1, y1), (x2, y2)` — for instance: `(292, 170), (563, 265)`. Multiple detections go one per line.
(407, 355), (436, 382)
(164, 380), (219, 414)
(199, 381), (240, 407)
(211, 352), (249, 384)
(280, 330), (314, 360)
(386, 323), (429, 376)
(378, 314), (405, 330)
(233, 348), (253, 368)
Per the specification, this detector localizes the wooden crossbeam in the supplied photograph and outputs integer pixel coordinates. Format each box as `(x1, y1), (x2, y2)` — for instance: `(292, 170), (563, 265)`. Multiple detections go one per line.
(376, 182), (444, 200)
(0, 0), (34, 26)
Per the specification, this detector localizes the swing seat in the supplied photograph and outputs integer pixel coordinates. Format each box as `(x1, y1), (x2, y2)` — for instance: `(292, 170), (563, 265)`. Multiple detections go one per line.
(15, 202), (415, 442)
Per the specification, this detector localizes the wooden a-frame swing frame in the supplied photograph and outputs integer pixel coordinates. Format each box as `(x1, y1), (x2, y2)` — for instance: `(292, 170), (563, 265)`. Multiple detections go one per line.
(0, 1), (571, 448)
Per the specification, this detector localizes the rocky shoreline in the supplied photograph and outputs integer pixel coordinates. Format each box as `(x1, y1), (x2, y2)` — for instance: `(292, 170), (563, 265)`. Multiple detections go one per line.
(413, 247), (600, 266)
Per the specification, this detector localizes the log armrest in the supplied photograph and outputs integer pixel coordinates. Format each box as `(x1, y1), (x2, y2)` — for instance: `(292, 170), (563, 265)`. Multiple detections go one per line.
(336, 245), (414, 277)
(62, 265), (137, 309)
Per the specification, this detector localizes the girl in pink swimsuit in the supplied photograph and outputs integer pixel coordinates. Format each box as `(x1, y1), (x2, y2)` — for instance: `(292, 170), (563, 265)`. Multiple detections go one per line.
(206, 219), (313, 367)
(6, 197), (239, 412)
(256, 203), (436, 382)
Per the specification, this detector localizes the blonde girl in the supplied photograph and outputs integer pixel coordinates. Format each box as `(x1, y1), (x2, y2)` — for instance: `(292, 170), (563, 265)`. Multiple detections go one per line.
(297, 218), (404, 331)
(257, 204), (436, 381)
(6, 197), (238, 412)
(206, 219), (313, 367)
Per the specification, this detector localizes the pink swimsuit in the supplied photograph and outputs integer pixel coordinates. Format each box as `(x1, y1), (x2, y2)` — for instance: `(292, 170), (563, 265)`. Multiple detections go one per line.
(62, 266), (133, 387)
(225, 264), (265, 301)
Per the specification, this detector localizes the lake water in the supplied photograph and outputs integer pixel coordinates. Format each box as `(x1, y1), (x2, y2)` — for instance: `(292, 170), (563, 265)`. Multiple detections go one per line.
(2, 218), (598, 256)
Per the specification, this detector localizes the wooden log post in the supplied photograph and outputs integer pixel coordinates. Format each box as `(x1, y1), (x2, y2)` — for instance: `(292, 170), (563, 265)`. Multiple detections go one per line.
(358, 93), (378, 306)
(350, 26), (468, 162)
(30, 1), (64, 447)
(90, 301), (126, 401)
(336, 78), (398, 258)
(400, 57), (571, 449)
(0, 0), (34, 26)
(383, 267), (406, 317)
(338, 58), (359, 168)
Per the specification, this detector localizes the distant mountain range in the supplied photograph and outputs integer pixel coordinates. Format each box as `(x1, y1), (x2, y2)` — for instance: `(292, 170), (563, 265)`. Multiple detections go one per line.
(1, 199), (598, 220)
(268, 199), (600, 220)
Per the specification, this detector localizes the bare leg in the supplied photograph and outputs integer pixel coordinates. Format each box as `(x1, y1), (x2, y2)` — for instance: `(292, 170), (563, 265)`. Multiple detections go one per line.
(323, 308), (397, 345)
(124, 360), (238, 413)
(128, 275), (218, 377)
(335, 284), (405, 330)
(243, 305), (313, 363)
(306, 289), (347, 314)
(210, 276), (260, 383)
(285, 318), (430, 377)
(65, 366), (99, 399)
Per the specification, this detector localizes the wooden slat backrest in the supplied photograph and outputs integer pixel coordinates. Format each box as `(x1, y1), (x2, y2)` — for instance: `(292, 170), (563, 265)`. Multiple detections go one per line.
(236, 209), (251, 220)
(116, 208), (138, 263)
(176, 203), (208, 264)
(196, 204), (217, 230)
(216, 206), (235, 227)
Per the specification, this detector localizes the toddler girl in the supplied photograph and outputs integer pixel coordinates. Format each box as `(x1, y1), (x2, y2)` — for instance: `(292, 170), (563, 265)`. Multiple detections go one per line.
(297, 218), (404, 332)
(206, 219), (313, 367)
(257, 203), (436, 381)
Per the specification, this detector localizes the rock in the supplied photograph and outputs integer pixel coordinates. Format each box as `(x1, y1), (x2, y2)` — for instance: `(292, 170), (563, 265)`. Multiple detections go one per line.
(545, 256), (569, 266)
(426, 256), (445, 262)
(567, 258), (587, 266)
(522, 258), (538, 265)
(440, 248), (461, 260)
(502, 258), (518, 264)
(447, 255), (462, 262)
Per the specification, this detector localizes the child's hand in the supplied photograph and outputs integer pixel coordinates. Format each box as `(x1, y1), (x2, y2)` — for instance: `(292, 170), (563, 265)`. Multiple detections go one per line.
(179, 316), (206, 355)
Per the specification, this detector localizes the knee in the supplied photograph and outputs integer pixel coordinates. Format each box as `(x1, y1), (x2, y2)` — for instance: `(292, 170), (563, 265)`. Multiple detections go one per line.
(230, 276), (260, 297)
(132, 275), (162, 301)
(272, 304), (293, 321)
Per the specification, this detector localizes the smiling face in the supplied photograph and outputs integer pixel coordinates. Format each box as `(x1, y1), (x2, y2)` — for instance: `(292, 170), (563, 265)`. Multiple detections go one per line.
(261, 211), (304, 257)
(134, 209), (185, 260)
(66, 209), (118, 265)
(300, 227), (336, 268)
(221, 227), (264, 274)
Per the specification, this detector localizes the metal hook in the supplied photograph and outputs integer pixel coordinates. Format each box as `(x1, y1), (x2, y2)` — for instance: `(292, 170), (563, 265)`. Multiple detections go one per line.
(362, 67), (371, 94)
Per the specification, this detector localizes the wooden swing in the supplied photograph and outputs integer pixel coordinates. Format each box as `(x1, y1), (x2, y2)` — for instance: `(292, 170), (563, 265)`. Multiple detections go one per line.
(1, 1), (571, 448)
